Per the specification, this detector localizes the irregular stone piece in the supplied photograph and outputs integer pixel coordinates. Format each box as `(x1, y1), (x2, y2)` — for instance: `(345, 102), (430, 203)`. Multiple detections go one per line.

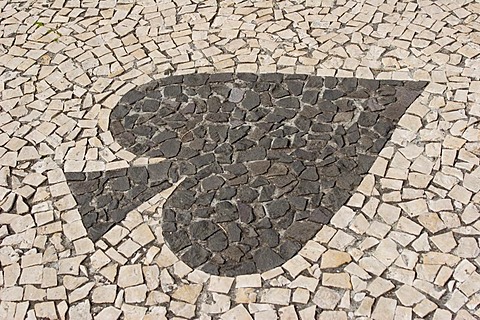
(92, 285), (117, 303)
(34, 302), (58, 319)
(182, 244), (210, 268)
(320, 250), (352, 269)
(118, 264), (144, 288)
(221, 305), (253, 320)
(260, 288), (291, 305)
(313, 287), (342, 310)
(253, 247), (285, 272)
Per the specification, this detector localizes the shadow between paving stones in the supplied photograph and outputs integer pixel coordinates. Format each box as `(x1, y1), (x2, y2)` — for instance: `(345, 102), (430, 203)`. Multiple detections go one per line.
(66, 73), (427, 276)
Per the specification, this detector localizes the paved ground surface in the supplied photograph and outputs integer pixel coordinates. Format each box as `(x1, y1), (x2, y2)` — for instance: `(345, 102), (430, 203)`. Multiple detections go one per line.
(0, 0), (480, 319)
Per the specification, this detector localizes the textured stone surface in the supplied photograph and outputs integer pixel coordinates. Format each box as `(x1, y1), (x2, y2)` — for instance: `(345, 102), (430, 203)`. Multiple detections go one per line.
(72, 73), (428, 275)
(66, 168), (172, 241)
(3, 1), (479, 318)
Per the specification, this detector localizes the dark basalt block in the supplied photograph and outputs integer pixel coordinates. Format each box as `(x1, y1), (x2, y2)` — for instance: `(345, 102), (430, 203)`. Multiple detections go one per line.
(66, 73), (427, 275)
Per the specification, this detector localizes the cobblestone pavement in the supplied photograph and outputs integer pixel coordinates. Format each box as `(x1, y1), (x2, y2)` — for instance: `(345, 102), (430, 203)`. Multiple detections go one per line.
(0, 0), (480, 319)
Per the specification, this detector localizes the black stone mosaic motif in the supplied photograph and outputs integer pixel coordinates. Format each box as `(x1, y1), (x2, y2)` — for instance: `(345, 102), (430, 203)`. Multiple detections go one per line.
(65, 165), (173, 241)
(67, 73), (427, 276)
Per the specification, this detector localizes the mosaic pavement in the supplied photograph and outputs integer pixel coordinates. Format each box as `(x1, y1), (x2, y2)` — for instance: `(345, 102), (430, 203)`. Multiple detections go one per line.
(0, 0), (480, 319)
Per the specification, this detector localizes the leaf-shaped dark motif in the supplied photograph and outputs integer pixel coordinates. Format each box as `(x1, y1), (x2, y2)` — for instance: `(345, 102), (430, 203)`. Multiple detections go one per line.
(67, 73), (427, 276)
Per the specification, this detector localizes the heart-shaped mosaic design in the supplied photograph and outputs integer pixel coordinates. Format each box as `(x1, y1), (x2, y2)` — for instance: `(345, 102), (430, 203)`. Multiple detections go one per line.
(66, 73), (426, 276)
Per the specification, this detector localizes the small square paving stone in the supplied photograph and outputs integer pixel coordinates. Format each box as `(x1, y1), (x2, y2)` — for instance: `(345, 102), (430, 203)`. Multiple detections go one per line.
(118, 264), (144, 288)
(130, 223), (155, 246)
(455, 238), (480, 258)
(236, 274), (262, 288)
(368, 277), (395, 297)
(124, 284), (148, 303)
(320, 249), (352, 269)
(289, 275), (319, 292)
(313, 287), (342, 310)
(260, 288), (291, 305)
(371, 297), (396, 320)
(92, 285), (117, 304)
(209, 276), (234, 294)
(282, 256), (311, 278)
(69, 282), (95, 303)
(292, 288), (310, 304)
(170, 300), (196, 318)
(171, 284), (203, 304)
(103, 226), (130, 246)
(68, 300), (92, 320)
(448, 185), (472, 204)
(298, 240), (326, 262)
(19, 265), (43, 285)
(34, 301), (57, 319)
(58, 255), (86, 276)
(63, 220), (88, 241)
(322, 273), (351, 289)
(117, 239), (141, 258)
(90, 250), (111, 271)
